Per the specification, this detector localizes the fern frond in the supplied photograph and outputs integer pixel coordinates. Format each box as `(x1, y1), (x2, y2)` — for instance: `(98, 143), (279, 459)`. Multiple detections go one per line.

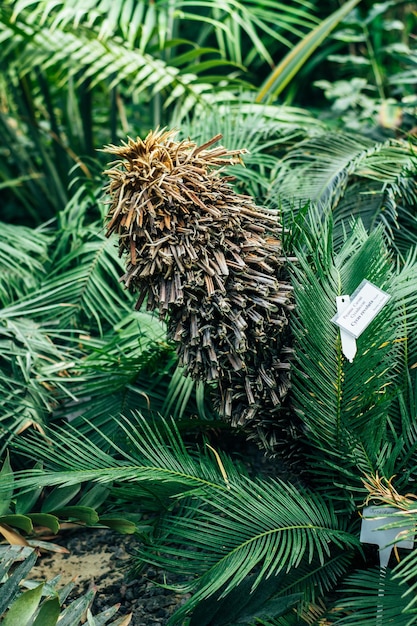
(1, 8), (243, 116)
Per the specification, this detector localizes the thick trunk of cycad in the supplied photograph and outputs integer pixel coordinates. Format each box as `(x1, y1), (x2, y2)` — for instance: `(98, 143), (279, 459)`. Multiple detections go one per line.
(103, 129), (293, 449)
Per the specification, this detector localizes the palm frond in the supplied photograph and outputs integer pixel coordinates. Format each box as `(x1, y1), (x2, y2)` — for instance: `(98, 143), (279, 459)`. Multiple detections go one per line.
(187, 573), (302, 626)
(140, 478), (358, 624)
(0, 317), (78, 449)
(3, 413), (237, 497)
(330, 568), (417, 625)
(57, 312), (174, 433)
(270, 131), (417, 251)
(256, 0), (361, 101)
(46, 232), (130, 332)
(1, 5), (245, 116)
(1, 413), (359, 625)
(272, 132), (415, 209)
(0, 222), (130, 333)
(177, 0), (320, 69)
(8, 0), (320, 60)
(0, 221), (51, 306)
(290, 216), (417, 496)
(178, 99), (322, 199)
(190, 552), (354, 626)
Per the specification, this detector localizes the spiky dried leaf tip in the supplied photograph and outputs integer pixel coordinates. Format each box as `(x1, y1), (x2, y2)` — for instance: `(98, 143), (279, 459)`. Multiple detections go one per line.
(104, 128), (293, 450)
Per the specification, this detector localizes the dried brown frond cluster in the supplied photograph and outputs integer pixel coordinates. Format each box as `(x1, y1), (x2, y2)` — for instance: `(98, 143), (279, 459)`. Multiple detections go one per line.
(104, 128), (293, 449)
(362, 473), (417, 510)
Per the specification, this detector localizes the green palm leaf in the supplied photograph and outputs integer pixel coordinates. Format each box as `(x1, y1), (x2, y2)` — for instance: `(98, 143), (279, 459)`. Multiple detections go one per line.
(46, 232), (130, 332)
(178, 99), (322, 199)
(269, 131), (417, 252)
(1, 413), (358, 625)
(0, 346), (73, 451)
(330, 568), (417, 625)
(1, 222), (130, 333)
(290, 215), (417, 496)
(140, 479), (358, 624)
(272, 132), (416, 210)
(256, 0), (362, 101)
(58, 312), (175, 436)
(1, 4), (244, 117)
(0, 221), (51, 306)
(3, 413), (237, 497)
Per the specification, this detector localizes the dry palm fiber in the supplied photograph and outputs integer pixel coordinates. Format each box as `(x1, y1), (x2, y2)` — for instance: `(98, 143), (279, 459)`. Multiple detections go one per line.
(103, 129), (293, 449)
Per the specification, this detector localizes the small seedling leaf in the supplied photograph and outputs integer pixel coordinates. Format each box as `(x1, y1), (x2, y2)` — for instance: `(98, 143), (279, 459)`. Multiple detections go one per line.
(51, 506), (99, 525)
(41, 484), (81, 512)
(99, 517), (137, 534)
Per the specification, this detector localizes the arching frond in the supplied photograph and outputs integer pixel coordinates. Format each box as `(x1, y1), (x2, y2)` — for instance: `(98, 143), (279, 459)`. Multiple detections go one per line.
(0, 317), (78, 449)
(329, 568), (417, 625)
(46, 232), (131, 332)
(7, 0), (320, 66)
(270, 131), (417, 252)
(57, 312), (173, 434)
(139, 478), (358, 624)
(1, 3), (245, 119)
(178, 99), (323, 198)
(0, 413), (359, 625)
(3, 413), (244, 499)
(272, 132), (416, 210)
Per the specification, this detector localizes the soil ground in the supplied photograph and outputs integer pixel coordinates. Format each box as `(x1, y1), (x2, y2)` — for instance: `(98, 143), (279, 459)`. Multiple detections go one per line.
(30, 527), (186, 625)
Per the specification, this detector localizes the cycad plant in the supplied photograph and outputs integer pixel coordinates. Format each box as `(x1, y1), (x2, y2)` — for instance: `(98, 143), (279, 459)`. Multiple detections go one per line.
(3, 173), (417, 624)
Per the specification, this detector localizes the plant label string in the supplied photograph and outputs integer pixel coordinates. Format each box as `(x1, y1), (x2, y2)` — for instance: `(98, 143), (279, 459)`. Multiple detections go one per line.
(336, 295), (357, 362)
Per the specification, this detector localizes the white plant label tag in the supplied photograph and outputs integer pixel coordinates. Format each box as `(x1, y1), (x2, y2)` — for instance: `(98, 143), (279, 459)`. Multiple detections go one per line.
(332, 280), (390, 339)
(360, 505), (414, 569)
(336, 295), (357, 362)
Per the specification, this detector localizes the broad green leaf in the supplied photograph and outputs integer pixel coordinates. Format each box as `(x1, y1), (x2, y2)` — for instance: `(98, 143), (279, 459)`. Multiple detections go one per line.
(0, 514), (33, 534)
(76, 484), (110, 510)
(0, 452), (13, 515)
(51, 506), (99, 525)
(57, 587), (96, 626)
(14, 463), (43, 514)
(27, 513), (60, 534)
(99, 517), (137, 534)
(32, 596), (61, 626)
(41, 484), (81, 512)
(0, 547), (37, 615)
(2, 583), (44, 626)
